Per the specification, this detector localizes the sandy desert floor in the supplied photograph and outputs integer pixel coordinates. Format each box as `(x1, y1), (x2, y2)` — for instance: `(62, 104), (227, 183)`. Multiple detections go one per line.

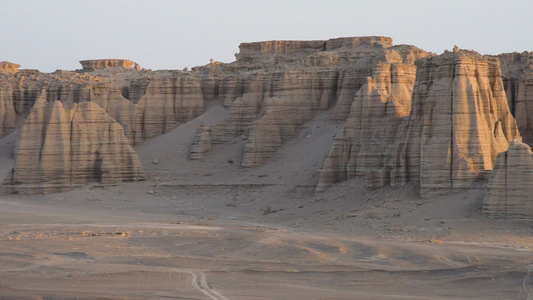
(1, 104), (533, 299)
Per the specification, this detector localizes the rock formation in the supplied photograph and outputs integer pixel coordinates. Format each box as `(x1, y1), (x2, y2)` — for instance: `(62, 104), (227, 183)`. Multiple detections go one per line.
(402, 51), (519, 197)
(2, 91), (145, 194)
(190, 37), (429, 166)
(496, 52), (533, 144)
(318, 50), (520, 197)
(94, 76), (205, 144)
(483, 138), (533, 219)
(1, 37), (531, 205)
(189, 123), (212, 160)
(79, 59), (138, 70)
(316, 63), (417, 191)
(0, 61), (20, 74)
(0, 87), (16, 138)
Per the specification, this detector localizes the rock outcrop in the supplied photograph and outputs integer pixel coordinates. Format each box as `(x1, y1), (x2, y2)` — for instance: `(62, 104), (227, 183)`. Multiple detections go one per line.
(483, 138), (533, 219)
(1, 37), (530, 202)
(0, 87), (16, 138)
(0, 61), (20, 74)
(93, 76), (205, 145)
(496, 52), (533, 144)
(318, 50), (520, 197)
(2, 92), (145, 194)
(316, 63), (417, 191)
(402, 51), (519, 197)
(190, 37), (429, 166)
(189, 123), (212, 160)
(79, 59), (138, 70)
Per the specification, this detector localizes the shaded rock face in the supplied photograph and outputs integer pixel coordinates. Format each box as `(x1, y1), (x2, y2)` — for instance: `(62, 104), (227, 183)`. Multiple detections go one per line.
(496, 52), (533, 144)
(79, 59), (137, 70)
(318, 51), (520, 197)
(190, 37), (430, 165)
(483, 138), (533, 220)
(0, 69), (207, 147)
(2, 92), (145, 194)
(402, 52), (519, 197)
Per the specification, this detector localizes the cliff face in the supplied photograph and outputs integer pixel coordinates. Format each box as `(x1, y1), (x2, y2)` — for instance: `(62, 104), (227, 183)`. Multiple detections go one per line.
(2, 92), (145, 194)
(190, 37), (429, 165)
(0, 61), (20, 74)
(316, 63), (417, 191)
(496, 52), (533, 144)
(401, 51), (518, 197)
(79, 59), (138, 70)
(318, 51), (520, 197)
(0, 38), (530, 205)
(94, 76), (205, 145)
(483, 138), (533, 220)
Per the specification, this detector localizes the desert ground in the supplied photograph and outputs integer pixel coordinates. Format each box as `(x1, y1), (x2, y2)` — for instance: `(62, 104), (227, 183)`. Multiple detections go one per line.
(1, 104), (532, 299)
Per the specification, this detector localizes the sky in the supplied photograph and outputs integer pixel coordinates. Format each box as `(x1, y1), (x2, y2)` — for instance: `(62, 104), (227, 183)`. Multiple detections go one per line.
(1, 0), (532, 72)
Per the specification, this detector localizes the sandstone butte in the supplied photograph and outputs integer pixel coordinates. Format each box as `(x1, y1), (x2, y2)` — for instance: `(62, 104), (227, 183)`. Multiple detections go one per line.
(0, 36), (532, 220)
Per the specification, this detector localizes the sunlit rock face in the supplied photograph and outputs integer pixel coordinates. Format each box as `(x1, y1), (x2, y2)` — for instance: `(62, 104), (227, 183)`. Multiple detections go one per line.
(483, 138), (533, 220)
(0, 61), (20, 74)
(190, 36), (429, 165)
(2, 92), (145, 194)
(400, 51), (518, 197)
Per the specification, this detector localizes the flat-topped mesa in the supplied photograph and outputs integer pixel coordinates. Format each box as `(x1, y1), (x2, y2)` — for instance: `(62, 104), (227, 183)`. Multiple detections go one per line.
(79, 59), (141, 70)
(235, 36), (393, 65)
(0, 61), (21, 74)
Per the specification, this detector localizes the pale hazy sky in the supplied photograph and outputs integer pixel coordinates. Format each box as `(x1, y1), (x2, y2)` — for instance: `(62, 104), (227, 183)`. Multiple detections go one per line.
(2, 0), (532, 72)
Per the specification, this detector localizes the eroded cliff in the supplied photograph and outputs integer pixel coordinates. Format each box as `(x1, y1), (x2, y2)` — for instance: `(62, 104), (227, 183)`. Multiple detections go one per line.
(483, 138), (533, 219)
(318, 50), (520, 197)
(0, 37), (531, 211)
(190, 37), (429, 166)
(2, 91), (145, 194)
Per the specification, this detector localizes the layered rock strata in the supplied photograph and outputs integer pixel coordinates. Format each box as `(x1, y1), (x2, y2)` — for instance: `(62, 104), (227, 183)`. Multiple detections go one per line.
(93, 76), (205, 144)
(316, 63), (417, 191)
(191, 37), (429, 166)
(2, 92), (145, 194)
(0, 61), (20, 74)
(79, 59), (138, 70)
(0, 87), (16, 137)
(483, 138), (533, 219)
(0, 68), (207, 147)
(318, 50), (520, 197)
(403, 51), (519, 197)
(496, 52), (533, 143)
